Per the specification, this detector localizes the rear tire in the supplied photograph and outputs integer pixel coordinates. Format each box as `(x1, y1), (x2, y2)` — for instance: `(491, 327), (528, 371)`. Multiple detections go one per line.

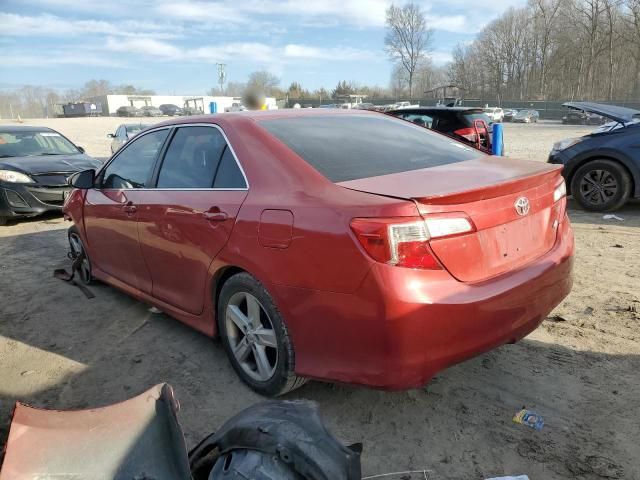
(217, 272), (307, 396)
(570, 159), (631, 212)
(0, 217), (7, 226)
(68, 226), (93, 285)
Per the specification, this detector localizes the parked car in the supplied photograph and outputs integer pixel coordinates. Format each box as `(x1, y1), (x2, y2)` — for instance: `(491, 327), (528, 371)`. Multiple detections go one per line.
(116, 106), (143, 117)
(549, 101), (640, 211)
(182, 106), (203, 116)
(225, 103), (247, 112)
(513, 109), (540, 123)
(140, 106), (163, 117)
(503, 108), (518, 122)
(562, 110), (606, 125)
(159, 104), (183, 116)
(483, 107), (504, 123)
(388, 106), (495, 152)
(64, 110), (573, 396)
(108, 123), (150, 154)
(0, 126), (102, 225)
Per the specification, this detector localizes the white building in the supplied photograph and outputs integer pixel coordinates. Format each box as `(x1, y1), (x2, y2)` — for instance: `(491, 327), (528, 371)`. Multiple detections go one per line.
(85, 94), (277, 116)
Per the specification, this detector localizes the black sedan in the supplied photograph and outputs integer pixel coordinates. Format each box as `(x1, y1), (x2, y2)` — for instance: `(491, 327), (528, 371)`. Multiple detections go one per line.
(159, 104), (183, 116)
(116, 106), (143, 117)
(562, 110), (607, 125)
(0, 126), (102, 225)
(387, 106), (494, 152)
(549, 102), (640, 211)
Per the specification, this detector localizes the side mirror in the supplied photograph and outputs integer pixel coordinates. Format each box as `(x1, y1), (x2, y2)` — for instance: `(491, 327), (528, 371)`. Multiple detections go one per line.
(69, 169), (95, 189)
(107, 133), (115, 138)
(77, 146), (86, 153)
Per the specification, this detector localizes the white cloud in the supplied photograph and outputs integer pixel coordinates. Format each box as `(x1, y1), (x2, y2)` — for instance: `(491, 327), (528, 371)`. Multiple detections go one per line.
(105, 37), (182, 58)
(6, 52), (124, 68)
(102, 37), (381, 67)
(0, 13), (180, 39)
(429, 51), (454, 65)
(283, 44), (377, 61)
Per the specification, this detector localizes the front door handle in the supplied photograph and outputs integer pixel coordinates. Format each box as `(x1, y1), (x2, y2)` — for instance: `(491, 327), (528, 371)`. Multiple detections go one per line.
(203, 209), (228, 222)
(123, 201), (137, 215)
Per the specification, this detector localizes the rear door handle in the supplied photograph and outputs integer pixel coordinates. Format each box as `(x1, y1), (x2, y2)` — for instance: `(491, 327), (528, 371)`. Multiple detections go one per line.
(203, 210), (228, 222)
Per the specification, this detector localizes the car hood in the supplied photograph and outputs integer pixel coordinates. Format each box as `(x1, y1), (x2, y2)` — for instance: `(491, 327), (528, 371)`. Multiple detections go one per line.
(563, 102), (640, 123)
(0, 154), (102, 174)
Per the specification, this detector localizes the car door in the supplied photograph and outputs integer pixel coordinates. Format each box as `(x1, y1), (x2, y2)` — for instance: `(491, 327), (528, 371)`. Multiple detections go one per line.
(84, 128), (170, 293)
(136, 124), (249, 315)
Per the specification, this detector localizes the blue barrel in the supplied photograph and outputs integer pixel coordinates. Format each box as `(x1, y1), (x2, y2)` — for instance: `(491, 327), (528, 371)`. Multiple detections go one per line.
(209, 102), (217, 114)
(492, 123), (504, 155)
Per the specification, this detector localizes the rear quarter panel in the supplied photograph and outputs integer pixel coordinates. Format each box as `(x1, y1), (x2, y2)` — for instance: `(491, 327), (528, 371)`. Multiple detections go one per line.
(208, 116), (419, 294)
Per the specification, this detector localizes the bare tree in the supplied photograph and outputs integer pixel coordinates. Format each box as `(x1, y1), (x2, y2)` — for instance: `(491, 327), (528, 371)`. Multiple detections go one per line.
(384, 3), (433, 100)
(246, 71), (281, 97)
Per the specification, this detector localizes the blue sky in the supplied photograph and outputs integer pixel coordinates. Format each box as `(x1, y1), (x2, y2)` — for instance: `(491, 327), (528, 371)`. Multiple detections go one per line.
(0, 0), (525, 94)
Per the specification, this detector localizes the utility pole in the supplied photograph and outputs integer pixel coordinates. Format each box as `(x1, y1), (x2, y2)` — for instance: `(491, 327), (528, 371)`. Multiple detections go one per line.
(216, 63), (226, 95)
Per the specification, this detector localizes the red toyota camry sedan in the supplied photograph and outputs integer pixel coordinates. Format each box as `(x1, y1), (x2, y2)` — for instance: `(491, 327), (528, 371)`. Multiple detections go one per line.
(64, 110), (574, 396)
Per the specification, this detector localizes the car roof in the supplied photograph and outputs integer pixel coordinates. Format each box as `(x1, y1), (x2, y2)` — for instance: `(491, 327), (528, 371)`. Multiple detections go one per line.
(388, 107), (485, 114)
(152, 108), (391, 128)
(0, 125), (56, 133)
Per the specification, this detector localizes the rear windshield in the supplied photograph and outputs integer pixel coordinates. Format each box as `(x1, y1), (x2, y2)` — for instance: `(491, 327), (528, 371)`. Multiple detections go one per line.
(259, 115), (482, 182)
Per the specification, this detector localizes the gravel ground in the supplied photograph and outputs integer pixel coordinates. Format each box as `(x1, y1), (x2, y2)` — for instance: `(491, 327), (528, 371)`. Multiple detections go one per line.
(0, 118), (639, 479)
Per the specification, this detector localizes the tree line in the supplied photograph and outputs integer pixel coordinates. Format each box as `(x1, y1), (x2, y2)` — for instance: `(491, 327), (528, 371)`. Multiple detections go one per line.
(448, 0), (640, 102)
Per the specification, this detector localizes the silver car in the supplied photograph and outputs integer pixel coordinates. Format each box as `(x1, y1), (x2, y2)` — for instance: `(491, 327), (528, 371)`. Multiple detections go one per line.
(108, 124), (150, 154)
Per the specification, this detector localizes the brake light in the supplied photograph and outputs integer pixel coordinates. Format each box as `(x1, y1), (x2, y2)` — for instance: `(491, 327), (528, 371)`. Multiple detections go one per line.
(453, 127), (477, 142)
(553, 180), (567, 220)
(350, 216), (475, 269)
(553, 180), (566, 202)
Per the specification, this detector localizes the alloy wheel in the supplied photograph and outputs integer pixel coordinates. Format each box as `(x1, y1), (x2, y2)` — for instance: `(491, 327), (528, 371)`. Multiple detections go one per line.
(579, 169), (618, 206)
(68, 232), (92, 284)
(225, 292), (278, 382)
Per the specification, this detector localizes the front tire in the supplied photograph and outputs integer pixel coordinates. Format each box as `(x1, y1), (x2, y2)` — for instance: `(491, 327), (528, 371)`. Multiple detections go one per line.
(217, 272), (306, 396)
(68, 226), (92, 284)
(571, 159), (631, 212)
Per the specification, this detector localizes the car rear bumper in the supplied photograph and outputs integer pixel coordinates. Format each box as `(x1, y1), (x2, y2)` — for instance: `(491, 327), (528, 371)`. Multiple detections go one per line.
(271, 216), (574, 389)
(0, 183), (70, 219)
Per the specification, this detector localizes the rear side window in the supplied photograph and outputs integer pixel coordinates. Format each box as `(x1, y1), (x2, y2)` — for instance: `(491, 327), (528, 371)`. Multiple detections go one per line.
(260, 115), (481, 182)
(213, 147), (246, 188)
(157, 126), (226, 188)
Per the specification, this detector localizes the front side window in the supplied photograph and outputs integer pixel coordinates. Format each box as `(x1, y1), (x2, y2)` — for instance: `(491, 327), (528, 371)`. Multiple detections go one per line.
(157, 126), (227, 188)
(101, 129), (168, 189)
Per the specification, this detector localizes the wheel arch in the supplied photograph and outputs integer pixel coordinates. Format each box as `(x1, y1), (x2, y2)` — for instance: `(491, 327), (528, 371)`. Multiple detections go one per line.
(565, 154), (637, 197)
(210, 265), (248, 335)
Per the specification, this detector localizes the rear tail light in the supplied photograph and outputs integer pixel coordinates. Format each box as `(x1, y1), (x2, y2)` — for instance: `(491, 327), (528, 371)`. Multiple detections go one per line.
(553, 180), (566, 202)
(553, 180), (568, 220)
(350, 215), (475, 269)
(453, 127), (477, 142)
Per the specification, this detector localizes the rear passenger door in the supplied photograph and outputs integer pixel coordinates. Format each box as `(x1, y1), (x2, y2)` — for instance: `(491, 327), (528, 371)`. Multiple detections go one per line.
(136, 124), (248, 315)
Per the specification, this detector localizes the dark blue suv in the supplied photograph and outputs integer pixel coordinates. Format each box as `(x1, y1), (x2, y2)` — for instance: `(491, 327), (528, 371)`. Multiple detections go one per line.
(549, 102), (640, 211)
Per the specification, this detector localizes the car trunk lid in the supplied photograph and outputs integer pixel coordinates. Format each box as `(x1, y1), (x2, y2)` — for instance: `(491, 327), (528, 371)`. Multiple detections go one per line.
(339, 156), (565, 282)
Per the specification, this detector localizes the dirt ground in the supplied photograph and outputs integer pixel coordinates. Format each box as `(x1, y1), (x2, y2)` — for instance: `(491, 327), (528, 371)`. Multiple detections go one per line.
(1, 118), (639, 479)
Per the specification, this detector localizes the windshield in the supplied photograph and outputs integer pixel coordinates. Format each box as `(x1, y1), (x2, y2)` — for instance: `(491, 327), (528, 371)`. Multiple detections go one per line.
(259, 114), (481, 182)
(515, 110), (530, 118)
(126, 125), (148, 135)
(0, 130), (80, 158)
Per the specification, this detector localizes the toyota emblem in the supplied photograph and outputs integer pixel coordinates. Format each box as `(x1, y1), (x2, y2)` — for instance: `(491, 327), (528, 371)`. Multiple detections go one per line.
(514, 197), (530, 216)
